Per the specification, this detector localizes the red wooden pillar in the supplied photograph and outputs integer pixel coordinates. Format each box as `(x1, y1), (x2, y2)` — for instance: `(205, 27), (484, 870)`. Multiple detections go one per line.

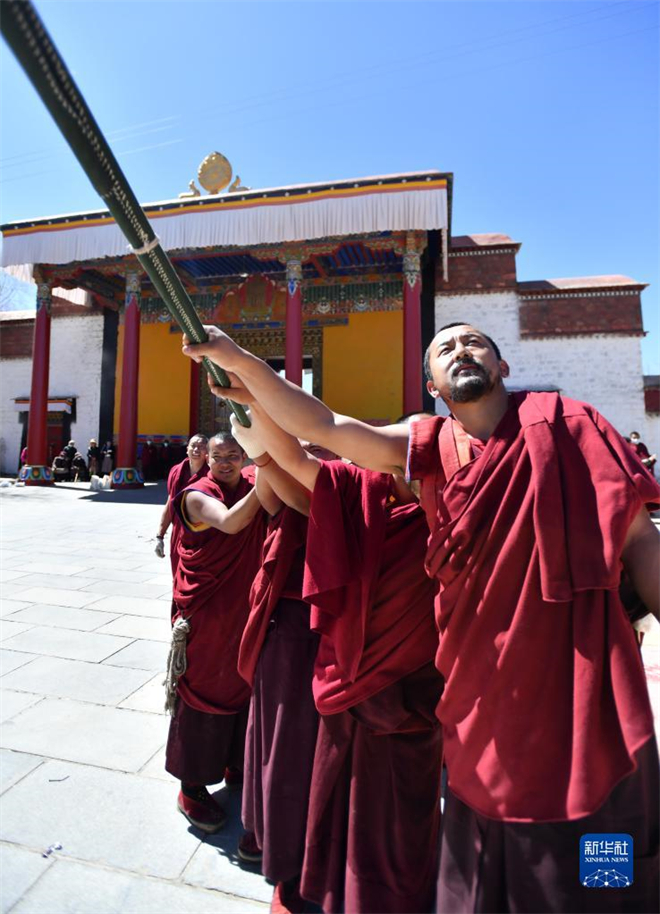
(20, 281), (54, 485)
(285, 257), (303, 386)
(402, 244), (423, 415)
(111, 271), (144, 488)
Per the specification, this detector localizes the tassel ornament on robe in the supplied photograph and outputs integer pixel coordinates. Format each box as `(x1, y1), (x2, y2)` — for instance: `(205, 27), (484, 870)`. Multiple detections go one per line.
(164, 616), (191, 715)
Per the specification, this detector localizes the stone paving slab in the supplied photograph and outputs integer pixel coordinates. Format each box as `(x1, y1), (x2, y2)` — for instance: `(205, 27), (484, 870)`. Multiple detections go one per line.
(0, 600), (31, 618)
(5, 604), (121, 632)
(87, 595), (171, 618)
(10, 858), (268, 914)
(0, 627), (132, 663)
(0, 585), (38, 602)
(0, 690), (44, 724)
(0, 844), (53, 914)
(0, 620), (36, 642)
(5, 574), (101, 592)
(119, 674), (166, 714)
(0, 760), (200, 879)
(102, 639), (170, 672)
(72, 567), (157, 584)
(10, 588), (106, 609)
(95, 615), (171, 643)
(2, 656), (155, 706)
(78, 580), (172, 599)
(138, 745), (172, 782)
(0, 570), (29, 583)
(0, 699), (167, 771)
(0, 650), (37, 676)
(12, 563), (94, 577)
(63, 556), (153, 571)
(0, 748), (44, 795)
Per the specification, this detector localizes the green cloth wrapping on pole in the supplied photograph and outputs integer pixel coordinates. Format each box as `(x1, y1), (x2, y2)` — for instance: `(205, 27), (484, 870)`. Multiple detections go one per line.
(1, 0), (250, 427)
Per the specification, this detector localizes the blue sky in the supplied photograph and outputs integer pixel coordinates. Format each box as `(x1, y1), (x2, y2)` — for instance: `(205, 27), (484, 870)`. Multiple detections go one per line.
(1, 0), (658, 371)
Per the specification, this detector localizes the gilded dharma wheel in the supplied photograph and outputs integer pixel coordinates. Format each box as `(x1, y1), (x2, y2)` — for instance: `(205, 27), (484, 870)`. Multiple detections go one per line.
(198, 152), (233, 194)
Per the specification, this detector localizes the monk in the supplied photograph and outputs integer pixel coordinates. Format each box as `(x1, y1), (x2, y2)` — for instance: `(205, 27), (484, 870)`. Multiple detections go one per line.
(226, 405), (443, 914)
(235, 421), (333, 913)
(155, 433), (209, 575)
(164, 432), (269, 837)
(182, 324), (660, 913)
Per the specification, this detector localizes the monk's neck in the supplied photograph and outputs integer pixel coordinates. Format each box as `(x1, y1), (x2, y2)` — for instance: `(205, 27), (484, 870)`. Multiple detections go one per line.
(189, 457), (205, 474)
(448, 386), (510, 440)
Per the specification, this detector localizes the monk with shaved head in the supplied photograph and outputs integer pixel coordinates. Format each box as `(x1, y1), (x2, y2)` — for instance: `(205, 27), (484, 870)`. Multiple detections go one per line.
(182, 322), (659, 913)
(165, 432), (268, 847)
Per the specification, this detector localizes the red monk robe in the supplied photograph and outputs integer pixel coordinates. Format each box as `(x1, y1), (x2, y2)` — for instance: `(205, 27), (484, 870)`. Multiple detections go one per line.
(165, 467), (267, 788)
(300, 461), (443, 914)
(409, 392), (660, 913)
(239, 506), (320, 891)
(166, 456), (208, 576)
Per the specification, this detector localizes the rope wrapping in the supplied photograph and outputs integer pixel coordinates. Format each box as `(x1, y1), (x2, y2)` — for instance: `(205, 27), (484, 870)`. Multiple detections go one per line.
(163, 615), (191, 715)
(1, 0), (249, 427)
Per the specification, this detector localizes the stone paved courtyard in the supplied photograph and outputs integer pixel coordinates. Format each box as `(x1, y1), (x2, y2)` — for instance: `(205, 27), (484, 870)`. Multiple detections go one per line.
(0, 481), (659, 914)
(0, 481), (271, 914)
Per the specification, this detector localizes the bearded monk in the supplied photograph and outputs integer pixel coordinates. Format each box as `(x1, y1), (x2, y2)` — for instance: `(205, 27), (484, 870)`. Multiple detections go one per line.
(182, 324), (660, 914)
(155, 433), (209, 574)
(165, 433), (268, 836)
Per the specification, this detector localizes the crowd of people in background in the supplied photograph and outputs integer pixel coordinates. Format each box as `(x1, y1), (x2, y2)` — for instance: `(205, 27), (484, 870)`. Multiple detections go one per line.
(16, 436), (187, 483)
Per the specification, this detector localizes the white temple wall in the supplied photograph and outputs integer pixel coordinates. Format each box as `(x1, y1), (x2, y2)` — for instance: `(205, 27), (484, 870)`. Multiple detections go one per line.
(644, 413), (660, 462)
(49, 314), (104, 455)
(0, 357), (31, 474)
(433, 291), (648, 439)
(0, 313), (104, 475)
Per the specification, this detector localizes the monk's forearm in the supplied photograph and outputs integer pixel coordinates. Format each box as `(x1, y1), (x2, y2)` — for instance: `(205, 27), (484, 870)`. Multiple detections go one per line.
(234, 352), (408, 474)
(157, 498), (172, 538)
(251, 403), (319, 492)
(220, 488), (262, 534)
(622, 511), (660, 619)
(255, 468), (282, 517)
(184, 488), (260, 534)
(256, 460), (311, 517)
(234, 350), (334, 443)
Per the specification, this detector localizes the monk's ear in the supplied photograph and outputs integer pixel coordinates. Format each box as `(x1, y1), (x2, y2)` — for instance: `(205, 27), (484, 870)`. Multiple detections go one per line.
(499, 360), (510, 379)
(426, 379), (441, 399)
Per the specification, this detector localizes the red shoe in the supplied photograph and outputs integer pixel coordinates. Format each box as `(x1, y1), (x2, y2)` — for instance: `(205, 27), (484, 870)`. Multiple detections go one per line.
(177, 788), (227, 833)
(224, 765), (243, 790)
(270, 880), (307, 914)
(237, 830), (262, 863)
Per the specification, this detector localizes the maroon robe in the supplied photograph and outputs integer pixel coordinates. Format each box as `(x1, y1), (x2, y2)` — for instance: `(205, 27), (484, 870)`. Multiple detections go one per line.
(167, 457), (208, 577)
(165, 467), (267, 784)
(240, 507), (320, 884)
(408, 392), (660, 910)
(300, 462), (443, 914)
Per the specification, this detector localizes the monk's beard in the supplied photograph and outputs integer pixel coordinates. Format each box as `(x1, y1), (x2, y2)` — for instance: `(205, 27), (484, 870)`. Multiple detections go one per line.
(448, 362), (495, 403)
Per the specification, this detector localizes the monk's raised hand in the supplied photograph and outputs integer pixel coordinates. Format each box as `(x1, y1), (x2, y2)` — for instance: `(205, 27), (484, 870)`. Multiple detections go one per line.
(206, 372), (255, 405)
(229, 411), (267, 460)
(182, 325), (242, 369)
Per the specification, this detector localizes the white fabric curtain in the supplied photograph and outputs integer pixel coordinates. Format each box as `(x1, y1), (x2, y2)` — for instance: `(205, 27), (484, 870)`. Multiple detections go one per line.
(2, 187), (448, 267)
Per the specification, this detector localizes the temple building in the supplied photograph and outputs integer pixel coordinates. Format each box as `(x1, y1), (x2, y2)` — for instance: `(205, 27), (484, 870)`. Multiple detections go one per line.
(0, 160), (655, 484)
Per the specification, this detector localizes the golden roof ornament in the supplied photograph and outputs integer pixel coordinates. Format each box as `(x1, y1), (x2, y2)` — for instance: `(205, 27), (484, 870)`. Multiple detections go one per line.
(198, 152), (233, 195)
(179, 152), (251, 198)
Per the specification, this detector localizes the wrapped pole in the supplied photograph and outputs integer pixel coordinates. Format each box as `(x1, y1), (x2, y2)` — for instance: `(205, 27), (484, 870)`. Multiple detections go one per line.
(1, 0), (249, 427)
